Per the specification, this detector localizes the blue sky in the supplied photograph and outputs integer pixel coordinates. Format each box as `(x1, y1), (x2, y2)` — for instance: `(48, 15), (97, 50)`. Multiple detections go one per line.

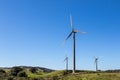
(0, 0), (120, 70)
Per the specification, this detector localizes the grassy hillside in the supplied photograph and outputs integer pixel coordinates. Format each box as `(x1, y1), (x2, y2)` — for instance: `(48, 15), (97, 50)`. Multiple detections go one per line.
(61, 72), (120, 80)
(0, 66), (120, 80)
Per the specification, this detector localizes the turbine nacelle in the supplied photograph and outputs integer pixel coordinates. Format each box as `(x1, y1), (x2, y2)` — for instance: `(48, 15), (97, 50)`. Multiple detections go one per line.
(72, 30), (79, 33)
(65, 30), (87, 41)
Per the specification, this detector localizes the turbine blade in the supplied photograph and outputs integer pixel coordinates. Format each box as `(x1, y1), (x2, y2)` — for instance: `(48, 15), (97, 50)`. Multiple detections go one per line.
(94, 59), (96, 64)
(64, 58), (66, 62)
(65, 32), (73, 41)
(79, 31), (87, 34)
(64, 57), (67, 61)
(94, 56), (96, 64)
(70, 14), (74, 30)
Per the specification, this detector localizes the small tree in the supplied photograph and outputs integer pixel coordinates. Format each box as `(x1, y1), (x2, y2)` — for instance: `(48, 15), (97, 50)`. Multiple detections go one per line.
(29, 67), (38, 73)
(10, 67), (23, 76)
(0, 69), (6, 74)
(17, 71), (27, 77)
(0, 69), (6, 79)
(7, 76), (13, 80)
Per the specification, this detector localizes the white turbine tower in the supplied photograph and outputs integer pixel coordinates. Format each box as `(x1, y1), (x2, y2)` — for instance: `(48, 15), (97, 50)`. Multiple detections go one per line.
(64, 55), (68, 71)
(94, 57), (98, 71)
(65, 14), (86, 73)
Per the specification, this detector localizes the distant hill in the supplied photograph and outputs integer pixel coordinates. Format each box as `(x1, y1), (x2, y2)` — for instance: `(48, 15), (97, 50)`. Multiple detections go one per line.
(0, 66), (54, 72)
(105, 69), (120, 72)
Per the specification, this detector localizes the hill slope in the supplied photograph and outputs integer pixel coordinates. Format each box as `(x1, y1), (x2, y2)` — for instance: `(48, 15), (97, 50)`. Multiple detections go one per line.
(1, 67), (120, 80)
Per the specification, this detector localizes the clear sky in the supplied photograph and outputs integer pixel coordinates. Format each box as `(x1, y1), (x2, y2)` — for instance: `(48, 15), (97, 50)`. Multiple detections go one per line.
(0, 0), (120, 70)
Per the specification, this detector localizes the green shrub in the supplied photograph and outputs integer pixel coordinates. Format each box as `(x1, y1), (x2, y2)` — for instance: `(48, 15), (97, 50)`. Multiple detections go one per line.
(17, 71), (27, 77)
(52, 75), (59, 80)
(10, 67), (23, 76)
(32, 78), (39, 80)
(7, 76), (13, 80)
(29, 67), (38, 73)
(0, 69), (6, 74)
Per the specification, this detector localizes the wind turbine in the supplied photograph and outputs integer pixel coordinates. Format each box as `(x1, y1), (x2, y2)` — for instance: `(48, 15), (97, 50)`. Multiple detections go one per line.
(65, 15), (86, 73)
(94, 57), (98, 71)
(64, 55), (68, 71)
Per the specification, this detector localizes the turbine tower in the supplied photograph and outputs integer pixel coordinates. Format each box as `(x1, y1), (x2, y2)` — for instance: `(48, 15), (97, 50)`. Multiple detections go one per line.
(94, 57), (98, 71)
(64, 55), (68, 71)
(65, 15), (86, 73)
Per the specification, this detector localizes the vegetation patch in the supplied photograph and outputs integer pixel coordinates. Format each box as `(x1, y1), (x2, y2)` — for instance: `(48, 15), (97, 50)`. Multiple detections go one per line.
(1, 66), (120, 80)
